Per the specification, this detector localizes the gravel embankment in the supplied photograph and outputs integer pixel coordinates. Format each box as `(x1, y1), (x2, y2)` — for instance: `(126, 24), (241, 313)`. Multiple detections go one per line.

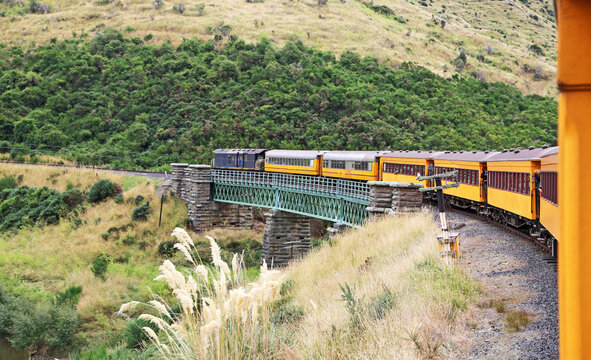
(447, 211), (558, 360)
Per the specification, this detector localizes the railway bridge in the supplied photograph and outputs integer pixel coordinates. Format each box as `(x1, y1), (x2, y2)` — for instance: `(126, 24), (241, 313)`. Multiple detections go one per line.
(169, 163), (423, 266)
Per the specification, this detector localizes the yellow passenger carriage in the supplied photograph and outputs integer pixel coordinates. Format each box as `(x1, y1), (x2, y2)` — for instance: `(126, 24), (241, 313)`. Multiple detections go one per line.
(264, 150), (325, 176)
(322, 151), (386, 181)
(379, 151), (443, 184)
(433, 151), (498, 207)
(485, 147), (555, 228)
(539, 147), (559, 244)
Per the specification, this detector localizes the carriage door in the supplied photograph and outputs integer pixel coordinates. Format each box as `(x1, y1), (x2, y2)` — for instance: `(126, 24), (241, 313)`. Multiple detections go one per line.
(534, 172), (541, 220)
(238, 153), (244, 168)
(480, 163), (488, 204)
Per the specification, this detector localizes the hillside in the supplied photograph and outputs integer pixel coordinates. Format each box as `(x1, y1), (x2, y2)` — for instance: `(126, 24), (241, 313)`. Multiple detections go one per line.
(0, 0), (557, 96)
(0, 163), (263, 356)
(0, 31), (557, 170)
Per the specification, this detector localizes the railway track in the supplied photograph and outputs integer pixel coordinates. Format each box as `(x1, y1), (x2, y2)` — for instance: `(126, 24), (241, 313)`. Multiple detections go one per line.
(0, 160), (168, 179)
(446, 206), (557, 269)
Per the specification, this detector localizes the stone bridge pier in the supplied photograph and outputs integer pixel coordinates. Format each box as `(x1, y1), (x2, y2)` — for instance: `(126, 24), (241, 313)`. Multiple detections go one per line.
(261, 210), (311, 267)
(170, 164), (254, 231)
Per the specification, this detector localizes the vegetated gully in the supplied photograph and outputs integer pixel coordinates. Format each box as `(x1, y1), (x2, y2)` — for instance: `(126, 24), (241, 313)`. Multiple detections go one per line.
(446, 211), (558, 359)
(0, 162), (165, 359)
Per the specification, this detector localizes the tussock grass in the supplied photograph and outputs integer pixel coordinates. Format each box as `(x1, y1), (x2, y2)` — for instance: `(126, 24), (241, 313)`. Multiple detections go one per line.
(480, 299), (507, 313)
(505, 310), (532, 332)
(283, 211), (479, 359)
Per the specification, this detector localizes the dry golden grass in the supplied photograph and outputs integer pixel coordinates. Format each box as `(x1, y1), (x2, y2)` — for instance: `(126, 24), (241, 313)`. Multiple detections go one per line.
(0, 0), (557, 95)
(0, 153), (77, 166)
(0, 162), (127, 191)
(283, 211), (479, 359)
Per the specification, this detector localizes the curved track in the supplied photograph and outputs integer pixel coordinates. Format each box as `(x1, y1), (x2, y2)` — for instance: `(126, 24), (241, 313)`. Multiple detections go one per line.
(0, 160), (167, 179)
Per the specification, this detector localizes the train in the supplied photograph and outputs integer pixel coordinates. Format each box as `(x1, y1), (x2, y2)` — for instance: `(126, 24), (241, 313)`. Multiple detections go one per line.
(213, 147), (559, 255)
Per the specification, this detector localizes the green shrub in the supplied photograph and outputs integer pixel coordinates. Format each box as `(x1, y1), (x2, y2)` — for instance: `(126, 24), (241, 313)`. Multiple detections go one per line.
(367, 286), (396, 320)
(223, 239), (261, 267)
(101, 233), (110, 241)
(131, 202), (150, 221)
(0, 31), (558, 171)
(54, 286), (82, 308)
(0, 285), (78, 354)
(133, 194), (144, 205)
(114, 194), (124, 204)
(0, 186), (74, 231)
(91, 253), (110, 280)
(340, 282), (364, 331)
(280, 279), (296, 296)
(122, 235), (135, 245)
(158, 240), (176, 257)
(0, 176), (17, 192)
(125, 317), (158, 348)
(88, 179), (120, 203)
(62, 189), (85, 208)
(271, 304), (304, 324)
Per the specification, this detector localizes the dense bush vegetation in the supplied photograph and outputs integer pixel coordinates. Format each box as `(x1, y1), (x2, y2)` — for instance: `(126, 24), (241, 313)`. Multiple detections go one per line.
(0, 29), (556, 170)
(0, 285), (78, 354)
(88, 179), (120, 203)
(0, 175), (17, 192)
(0, 185), (72, 230)
(131, 201), (150, 221)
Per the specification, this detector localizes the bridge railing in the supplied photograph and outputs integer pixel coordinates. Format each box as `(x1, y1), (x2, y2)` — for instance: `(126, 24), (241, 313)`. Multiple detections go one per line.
(211, 169), (370, 202)
(210, 169), (371, 226)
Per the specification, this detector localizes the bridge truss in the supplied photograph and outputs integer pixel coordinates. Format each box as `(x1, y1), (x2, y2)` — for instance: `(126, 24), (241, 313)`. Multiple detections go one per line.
(211, 169), (370, 226)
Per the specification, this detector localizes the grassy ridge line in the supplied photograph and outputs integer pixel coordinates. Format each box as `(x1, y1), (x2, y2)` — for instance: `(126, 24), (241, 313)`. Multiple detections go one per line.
(0, 0), (556, 95)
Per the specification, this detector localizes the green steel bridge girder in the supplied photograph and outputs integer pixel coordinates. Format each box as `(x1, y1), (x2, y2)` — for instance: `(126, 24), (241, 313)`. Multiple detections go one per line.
(212, 182), (370, 227)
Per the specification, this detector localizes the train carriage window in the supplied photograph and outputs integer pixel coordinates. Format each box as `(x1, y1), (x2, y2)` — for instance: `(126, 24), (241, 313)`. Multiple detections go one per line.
(540, 172), (557, 204)
(354, 161), (371, 171)
(384, 162), (424, 175)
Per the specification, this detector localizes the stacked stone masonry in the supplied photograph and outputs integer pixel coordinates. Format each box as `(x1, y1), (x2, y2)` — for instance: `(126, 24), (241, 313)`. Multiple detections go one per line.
(262, 209), (311, 268)
(366, 181), (423, 217)
(170, 164), (253, 231)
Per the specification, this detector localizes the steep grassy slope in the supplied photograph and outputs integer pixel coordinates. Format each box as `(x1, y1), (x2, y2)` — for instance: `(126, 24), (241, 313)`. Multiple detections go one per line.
(0, 0), (557, 95)
(0, 163), (262, 352)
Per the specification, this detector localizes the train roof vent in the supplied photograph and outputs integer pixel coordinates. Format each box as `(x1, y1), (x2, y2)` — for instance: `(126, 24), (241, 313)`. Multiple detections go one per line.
(484, 150), (489, 153)
(472, 150), (477, 153)
(514, 149), (520, 153)
(460, 150), (464, 153)
(502, 149), (508, 153)
(542, 144), (549, 149)
(445, 150), (451, 153)
(509, 148), (514, 152)
(529, 146), (535, 150)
